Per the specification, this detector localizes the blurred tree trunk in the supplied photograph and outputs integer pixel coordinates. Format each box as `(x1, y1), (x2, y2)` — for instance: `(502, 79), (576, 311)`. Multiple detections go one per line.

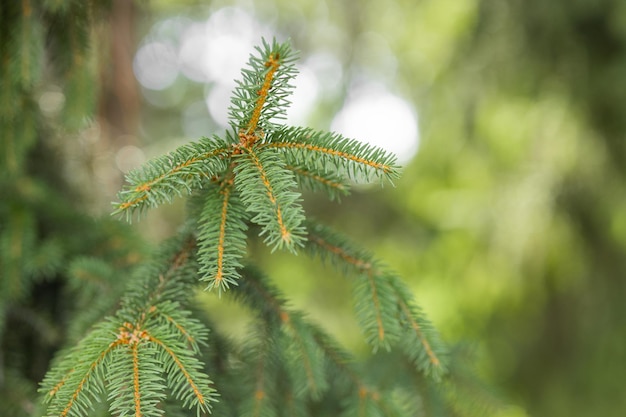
(99, 0), (140, 147)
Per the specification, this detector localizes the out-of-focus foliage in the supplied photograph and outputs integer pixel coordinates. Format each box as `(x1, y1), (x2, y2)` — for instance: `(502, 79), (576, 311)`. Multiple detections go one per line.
(0, 2), (144, 415)
(131, 1), (625, 416)
(296, 1), (625, 416)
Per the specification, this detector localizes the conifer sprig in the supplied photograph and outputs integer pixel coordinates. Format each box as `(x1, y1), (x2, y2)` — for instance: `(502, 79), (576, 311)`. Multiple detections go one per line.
(112, 137), (232, 219)
(197, 177), (249, 292)
(114, 38), (399, 287)
(286, 163), (350, 201)
(232, 267), (405, 413)
(267, 126), (400, 184)
(229, 39), (298, 135)
(304, 221), (448, 379)
(237, 324), (281, 417)
(40, 235), (218, 417)
(234, 267), (332, 401)
(41, 38), (459, 417)
(233, 146), (306, 252)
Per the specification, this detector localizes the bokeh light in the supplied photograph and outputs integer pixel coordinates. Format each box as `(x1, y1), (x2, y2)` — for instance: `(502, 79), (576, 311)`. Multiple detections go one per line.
(331, 83), (419, 164)
(133, 41), (179, 90)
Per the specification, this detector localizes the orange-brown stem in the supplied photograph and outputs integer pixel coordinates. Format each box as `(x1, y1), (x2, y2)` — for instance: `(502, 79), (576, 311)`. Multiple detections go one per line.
(245, 54), (280, 140)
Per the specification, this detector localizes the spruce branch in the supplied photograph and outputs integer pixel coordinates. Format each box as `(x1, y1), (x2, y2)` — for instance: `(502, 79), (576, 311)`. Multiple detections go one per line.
(304, 221), (378, 275)
(353, 270), (403, 351)
(305, 221), (449, 373)
(285, 163), (350, 201)
(238, 323), (281, 417)
(41, 319), (124, 417)
(279, 312), (329, 400)
(114, 38), (397, 277)
(234, 268), (330, 400)
(40, 234), (217, 417)
(266, 126), (400, 184)
(232, 267), (408, 407)
(197, 177), (249, 292)
(113, 137), (231, 219)
(38, 37), (468, 417)
(229, 38), (298, 136)
(233, 146), (306, 252)
(389, 275), (448, 380)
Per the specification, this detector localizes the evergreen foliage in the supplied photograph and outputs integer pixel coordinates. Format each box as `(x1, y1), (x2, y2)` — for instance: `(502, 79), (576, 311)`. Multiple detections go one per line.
(40, 39), (464, 416)
(1, 2), (143, 414)
(2, 3), (501, 415)
(41, 233), (217, 417)
(6, 1), (625, 416)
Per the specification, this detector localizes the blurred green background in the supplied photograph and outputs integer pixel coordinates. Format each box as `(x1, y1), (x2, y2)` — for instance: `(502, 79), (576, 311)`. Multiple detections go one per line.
(4, 0), (626, 416)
